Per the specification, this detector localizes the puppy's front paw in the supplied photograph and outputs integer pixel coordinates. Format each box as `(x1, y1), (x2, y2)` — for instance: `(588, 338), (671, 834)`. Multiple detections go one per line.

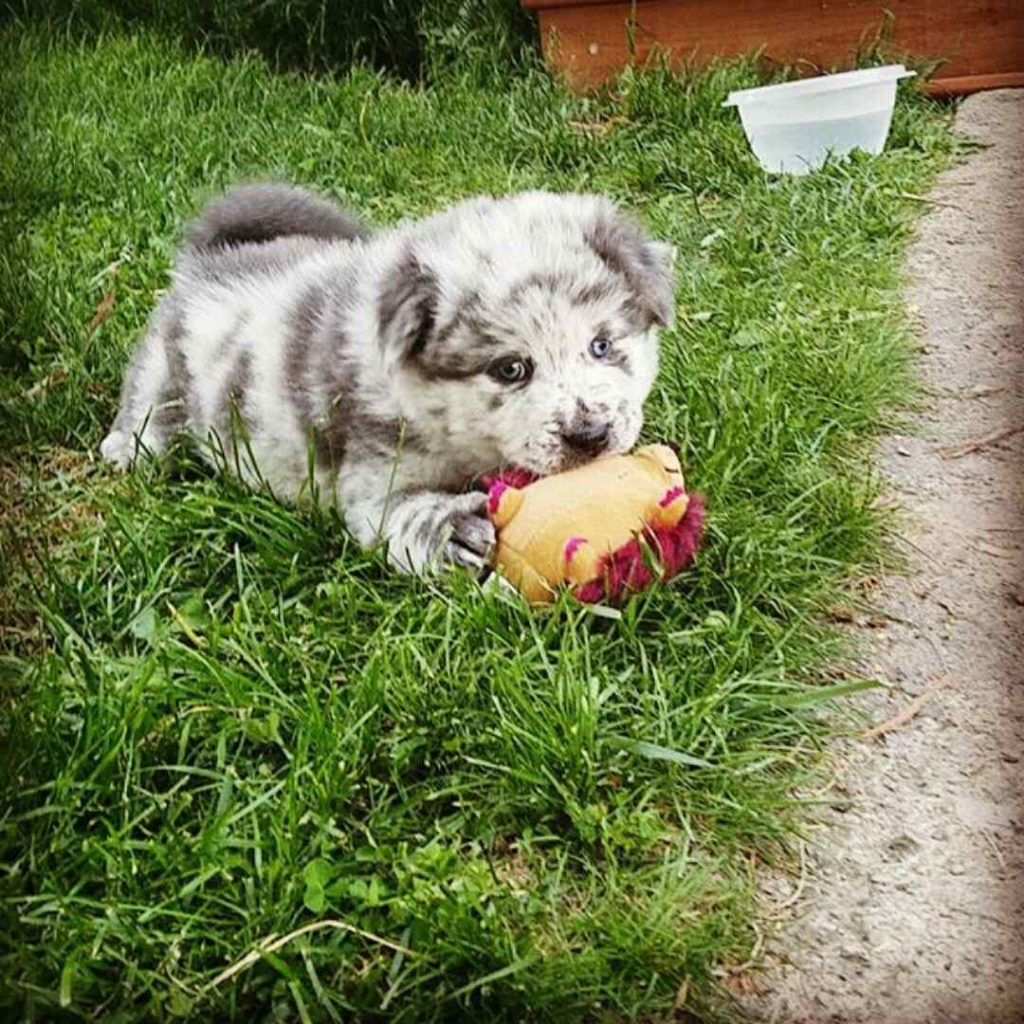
(443, 493), (496, 576)
(382, 490), (497, 577)
(99, 430), (134, 471)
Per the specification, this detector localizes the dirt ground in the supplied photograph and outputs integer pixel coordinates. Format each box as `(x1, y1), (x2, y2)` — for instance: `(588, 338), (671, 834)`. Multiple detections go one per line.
(748, 90), (1024, 1023)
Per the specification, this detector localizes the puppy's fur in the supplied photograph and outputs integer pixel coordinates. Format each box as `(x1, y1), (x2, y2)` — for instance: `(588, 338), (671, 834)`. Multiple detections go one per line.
(101, 185), (676, 573)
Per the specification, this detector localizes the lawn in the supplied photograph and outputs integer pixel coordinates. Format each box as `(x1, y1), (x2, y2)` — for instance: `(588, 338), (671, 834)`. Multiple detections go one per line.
(0, 17), (957, 1023)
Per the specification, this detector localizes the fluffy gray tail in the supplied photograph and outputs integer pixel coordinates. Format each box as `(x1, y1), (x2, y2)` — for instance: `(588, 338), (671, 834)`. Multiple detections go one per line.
(185, 184), (369, 251)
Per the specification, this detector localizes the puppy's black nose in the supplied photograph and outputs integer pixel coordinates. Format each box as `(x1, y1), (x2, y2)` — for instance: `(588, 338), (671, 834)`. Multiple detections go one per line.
(562, 422), (611, 456)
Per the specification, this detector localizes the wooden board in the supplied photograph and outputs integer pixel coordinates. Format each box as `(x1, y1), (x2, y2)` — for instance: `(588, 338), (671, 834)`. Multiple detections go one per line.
(524, 0), (1024, 93)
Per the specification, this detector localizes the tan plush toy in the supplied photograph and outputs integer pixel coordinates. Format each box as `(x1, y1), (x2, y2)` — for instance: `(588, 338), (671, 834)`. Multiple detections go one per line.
(485, 443), (705, 605)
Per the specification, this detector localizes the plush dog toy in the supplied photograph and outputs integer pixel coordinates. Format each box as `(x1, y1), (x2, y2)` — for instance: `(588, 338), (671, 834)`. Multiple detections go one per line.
(485, 444), (704, 605)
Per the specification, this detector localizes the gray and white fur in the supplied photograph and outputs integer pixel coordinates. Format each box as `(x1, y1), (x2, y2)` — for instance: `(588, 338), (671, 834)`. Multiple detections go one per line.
(101, 184), (676, 574)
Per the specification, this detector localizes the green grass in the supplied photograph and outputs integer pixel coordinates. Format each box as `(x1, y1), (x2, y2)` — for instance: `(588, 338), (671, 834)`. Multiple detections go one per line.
(0, 21), (958, 1023)
(2, 0), (536, 81)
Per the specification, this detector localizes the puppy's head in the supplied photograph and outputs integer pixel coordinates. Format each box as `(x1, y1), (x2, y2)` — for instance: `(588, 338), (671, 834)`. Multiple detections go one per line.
(381, 192), (675, 476)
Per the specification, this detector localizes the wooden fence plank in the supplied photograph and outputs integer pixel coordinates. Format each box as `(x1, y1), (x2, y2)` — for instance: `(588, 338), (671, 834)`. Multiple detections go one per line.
(526, 0), (1024, 93)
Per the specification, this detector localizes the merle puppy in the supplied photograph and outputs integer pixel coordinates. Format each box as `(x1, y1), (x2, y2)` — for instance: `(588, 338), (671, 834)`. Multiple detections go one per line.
(101, 185), (676, 574)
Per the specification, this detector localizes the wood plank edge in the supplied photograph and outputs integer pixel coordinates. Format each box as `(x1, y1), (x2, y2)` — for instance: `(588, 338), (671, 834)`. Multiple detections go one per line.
(925, 72), (1024, 96)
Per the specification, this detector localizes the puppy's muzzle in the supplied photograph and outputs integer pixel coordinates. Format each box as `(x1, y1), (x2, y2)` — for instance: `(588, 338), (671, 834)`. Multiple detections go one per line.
(560, 421), (611, 457)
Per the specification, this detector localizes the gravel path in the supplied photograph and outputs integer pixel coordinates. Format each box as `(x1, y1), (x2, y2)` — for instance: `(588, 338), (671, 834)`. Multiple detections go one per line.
(751, 89), (1024, 1024)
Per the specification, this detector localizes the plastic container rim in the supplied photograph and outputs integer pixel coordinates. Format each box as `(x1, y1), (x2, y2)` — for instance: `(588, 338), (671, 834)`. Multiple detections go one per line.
(723, 64), (917, 108)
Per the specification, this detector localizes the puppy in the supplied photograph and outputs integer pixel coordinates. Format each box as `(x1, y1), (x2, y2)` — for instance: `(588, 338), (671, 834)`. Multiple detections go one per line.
(101, 185), (676, 574)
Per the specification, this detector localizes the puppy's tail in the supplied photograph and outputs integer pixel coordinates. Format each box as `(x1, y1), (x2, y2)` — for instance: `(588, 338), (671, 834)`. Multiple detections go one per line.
(185, 184), (369, 251)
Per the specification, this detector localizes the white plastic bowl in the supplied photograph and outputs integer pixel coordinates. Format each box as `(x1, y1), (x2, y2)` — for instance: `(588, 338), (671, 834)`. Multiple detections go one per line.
(724, 65), (916, 175)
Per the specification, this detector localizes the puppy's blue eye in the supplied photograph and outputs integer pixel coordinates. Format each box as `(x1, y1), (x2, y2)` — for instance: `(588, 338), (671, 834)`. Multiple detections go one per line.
(590, 336), (612, 359)
(489, 357), (532, 385)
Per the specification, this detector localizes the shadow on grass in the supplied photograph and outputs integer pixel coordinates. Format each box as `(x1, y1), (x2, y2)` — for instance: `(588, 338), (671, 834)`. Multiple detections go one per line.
(2, 0), (537, 82)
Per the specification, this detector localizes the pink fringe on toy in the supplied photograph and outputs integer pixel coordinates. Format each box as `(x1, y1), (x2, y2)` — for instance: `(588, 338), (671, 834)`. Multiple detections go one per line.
(572, 492), (706, 605)
(477, 467), (539, 492)
(659, 485), (685, 508)
(563, 535), (587, 563)
(487, 480), (509, 516)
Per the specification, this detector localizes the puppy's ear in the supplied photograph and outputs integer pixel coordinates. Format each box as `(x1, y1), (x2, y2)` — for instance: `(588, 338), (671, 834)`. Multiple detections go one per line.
(586, 213), (677, 328)
(377, 251), (439, 360)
